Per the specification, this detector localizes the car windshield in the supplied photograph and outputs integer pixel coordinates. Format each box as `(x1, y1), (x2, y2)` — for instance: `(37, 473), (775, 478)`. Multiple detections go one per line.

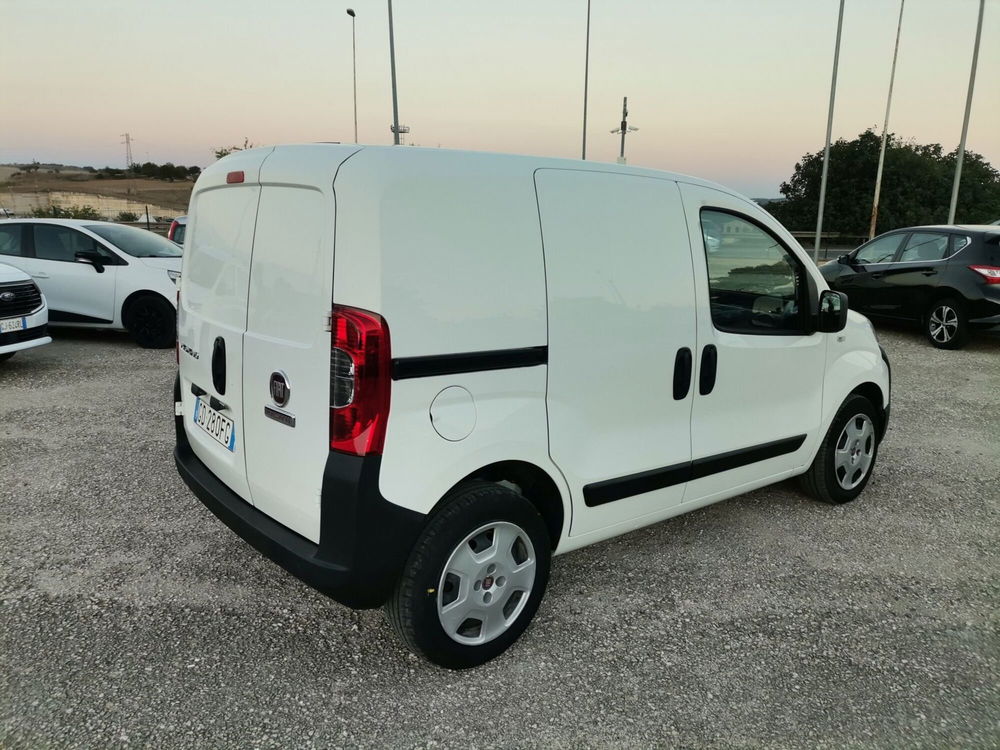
(84, 224), (182, 258)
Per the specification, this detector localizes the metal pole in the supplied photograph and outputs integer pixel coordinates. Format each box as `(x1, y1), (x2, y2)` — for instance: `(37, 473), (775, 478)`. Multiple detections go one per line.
(349, 10), (358, 143)
(814, 0), (845, 263)
(387, 0), (400, 145)
(948, 0), (985, 224)
(619, 97), (627, 159)
(582, 0), (591, 160)
(868, 0), (905, 240)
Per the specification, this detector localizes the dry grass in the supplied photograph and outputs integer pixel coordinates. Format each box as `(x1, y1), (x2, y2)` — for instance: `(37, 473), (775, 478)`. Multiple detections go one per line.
(1, 171), (193, 212)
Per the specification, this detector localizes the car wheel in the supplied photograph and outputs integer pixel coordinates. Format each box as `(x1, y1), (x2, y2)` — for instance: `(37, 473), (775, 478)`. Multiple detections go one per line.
(385, 481), (551, 669)
(925, 297), (969, 350)
(800, 394), (880, 505)
(124, 294), (176, 349)
(0, 352), (14, 363)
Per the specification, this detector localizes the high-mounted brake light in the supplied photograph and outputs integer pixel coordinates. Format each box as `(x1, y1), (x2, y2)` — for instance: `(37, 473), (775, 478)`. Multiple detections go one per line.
(969, 265), (1000, 284)
(226, 170), (245, 184)
(329, 305), (391, 456)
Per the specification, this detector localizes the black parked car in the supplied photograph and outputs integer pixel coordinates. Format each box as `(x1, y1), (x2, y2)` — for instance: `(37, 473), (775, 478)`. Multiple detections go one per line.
(820, 225), (1000, 349)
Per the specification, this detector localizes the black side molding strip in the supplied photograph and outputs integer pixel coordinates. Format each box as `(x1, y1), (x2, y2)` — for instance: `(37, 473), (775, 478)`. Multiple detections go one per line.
(392, 346), (547, 380)
(583, 434), (807, 507)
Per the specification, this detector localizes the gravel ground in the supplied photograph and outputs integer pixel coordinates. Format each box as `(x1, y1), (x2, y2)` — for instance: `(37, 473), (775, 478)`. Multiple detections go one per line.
(1, 324), (998, 749)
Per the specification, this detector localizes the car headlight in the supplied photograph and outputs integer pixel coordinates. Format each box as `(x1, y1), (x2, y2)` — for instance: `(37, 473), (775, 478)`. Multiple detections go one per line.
(167, 270), (181, 284)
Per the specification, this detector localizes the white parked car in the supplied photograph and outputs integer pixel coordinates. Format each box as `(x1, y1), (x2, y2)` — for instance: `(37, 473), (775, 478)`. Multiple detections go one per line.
(0, 219), (181, 348)
(174, 145), (891, 669)
(0, 261), (51, 362)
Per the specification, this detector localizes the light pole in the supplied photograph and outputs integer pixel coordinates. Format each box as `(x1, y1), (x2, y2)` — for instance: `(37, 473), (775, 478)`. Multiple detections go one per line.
(347, 8), (358, 144)
(948, 0), (985, 224)
(387, 0), (401, 145)
(581, 0), (591, 160)
(814, 0), (846, 263)
(610, 97), (638, 164)
(868, 0), (905, 240)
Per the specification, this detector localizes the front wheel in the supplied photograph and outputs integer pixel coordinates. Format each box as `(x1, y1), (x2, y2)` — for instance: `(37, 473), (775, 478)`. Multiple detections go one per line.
(124, 294), (176, 349)
(384, 481), (551, 669)
(800, 394), (880, 504)
(926, 297), (969, 349)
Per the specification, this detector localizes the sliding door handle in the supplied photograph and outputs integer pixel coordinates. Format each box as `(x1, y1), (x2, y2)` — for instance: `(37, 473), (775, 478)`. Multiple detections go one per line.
(673, 347), (692, 400)
(699, 345), (718, 396)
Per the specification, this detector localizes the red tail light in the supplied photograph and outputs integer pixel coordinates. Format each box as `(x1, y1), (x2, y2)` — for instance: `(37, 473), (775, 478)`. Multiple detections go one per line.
(167, 220), (178, 240)
(969, 265), (1000, 284)
(329, 305), (391, 456)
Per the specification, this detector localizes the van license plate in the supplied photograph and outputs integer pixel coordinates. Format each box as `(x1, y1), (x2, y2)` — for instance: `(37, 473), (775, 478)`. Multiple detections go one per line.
(193, 398), (236, 452)
(0, 317), (26, 333)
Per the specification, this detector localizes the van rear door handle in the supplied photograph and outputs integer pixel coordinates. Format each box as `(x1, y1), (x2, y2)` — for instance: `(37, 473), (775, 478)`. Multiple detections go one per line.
(699, 345), (718, 396)
(673, 347), (692, 400)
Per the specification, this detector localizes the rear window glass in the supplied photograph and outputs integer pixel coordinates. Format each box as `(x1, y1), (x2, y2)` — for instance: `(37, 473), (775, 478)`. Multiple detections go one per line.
(85, 224), (182, 258)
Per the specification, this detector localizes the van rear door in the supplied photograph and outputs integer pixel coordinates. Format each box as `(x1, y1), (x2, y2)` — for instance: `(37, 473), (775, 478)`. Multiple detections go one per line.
(242, 145), (360, 543)
(177, 148), (273, 503)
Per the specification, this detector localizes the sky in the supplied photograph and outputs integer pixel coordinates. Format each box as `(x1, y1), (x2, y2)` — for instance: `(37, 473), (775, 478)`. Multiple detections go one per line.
(2, 0), (998, 197)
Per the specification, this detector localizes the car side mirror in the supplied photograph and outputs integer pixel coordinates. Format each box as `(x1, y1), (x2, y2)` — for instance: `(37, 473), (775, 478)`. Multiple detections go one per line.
(837, 253), (851, 265)
(75, 250), (106, 273)
(817, 289), (848, 332)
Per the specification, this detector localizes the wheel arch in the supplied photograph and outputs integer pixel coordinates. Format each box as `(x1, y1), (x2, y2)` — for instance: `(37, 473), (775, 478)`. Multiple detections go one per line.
(121, 289), (174, 323)
(437, 461), (566, 550)
(848, 381), (886, 439)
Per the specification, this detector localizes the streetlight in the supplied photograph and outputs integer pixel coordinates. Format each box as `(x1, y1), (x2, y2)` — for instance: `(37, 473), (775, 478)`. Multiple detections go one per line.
(610, 96), (638, 164)
(581, 0), (591, 160)
(346, 8), (358, 144)
(387, 0), (401, 145)
(814, 0), (846, 263)
(868, 0), (905, 240)
(948, 0), (985, 224)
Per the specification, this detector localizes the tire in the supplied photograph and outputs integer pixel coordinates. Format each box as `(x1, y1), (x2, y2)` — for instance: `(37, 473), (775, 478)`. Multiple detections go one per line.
(925, 297), (969, 350)
(0, 352), (14, 363)
(800, 394), (880, 505)
(124, 294), (176, 349)
(385, 481), (552, 669)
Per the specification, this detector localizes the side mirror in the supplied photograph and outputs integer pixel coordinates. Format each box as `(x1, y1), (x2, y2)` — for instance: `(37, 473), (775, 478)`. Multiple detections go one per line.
(75, 250), (106, 274)
(817, 289), (848, 333)
(837, 253), (851, 265)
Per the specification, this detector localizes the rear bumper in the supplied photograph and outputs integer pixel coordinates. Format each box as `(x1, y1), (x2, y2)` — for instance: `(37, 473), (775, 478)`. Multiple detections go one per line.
(174, 379), (426, 610)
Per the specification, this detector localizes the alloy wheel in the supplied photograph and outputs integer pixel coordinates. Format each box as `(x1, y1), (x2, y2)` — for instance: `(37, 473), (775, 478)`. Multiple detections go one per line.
(929, 305), (958, 344)
(437, 521), (536, 646)
(834, 413), (875, 491)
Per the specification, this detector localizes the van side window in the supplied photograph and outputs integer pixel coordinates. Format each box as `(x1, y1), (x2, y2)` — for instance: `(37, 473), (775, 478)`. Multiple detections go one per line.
(699, 209), (805, 335)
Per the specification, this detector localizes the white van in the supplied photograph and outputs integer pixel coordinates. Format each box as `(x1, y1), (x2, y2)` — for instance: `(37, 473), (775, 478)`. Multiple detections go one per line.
(174, 145), (890, 668)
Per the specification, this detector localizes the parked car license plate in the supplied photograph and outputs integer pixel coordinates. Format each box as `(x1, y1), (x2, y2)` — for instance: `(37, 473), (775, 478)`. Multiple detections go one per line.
(193, 397), (236, 451)
(0, 317), (26, 334)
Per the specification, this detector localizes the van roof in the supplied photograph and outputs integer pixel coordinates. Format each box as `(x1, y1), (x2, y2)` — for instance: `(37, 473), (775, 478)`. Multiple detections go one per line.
(208, 143), (750, 204)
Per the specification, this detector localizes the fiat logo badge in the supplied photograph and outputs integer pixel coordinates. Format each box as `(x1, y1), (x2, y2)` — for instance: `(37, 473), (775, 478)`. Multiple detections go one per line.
(269, 371), (291, 407)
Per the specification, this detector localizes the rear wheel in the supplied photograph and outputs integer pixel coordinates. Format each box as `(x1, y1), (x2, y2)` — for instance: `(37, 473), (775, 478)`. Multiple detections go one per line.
(800, 394), (880, 505)
(925, 297), (969, 349)
(385, 481), (551, 669)
(124, 294), (176, 349)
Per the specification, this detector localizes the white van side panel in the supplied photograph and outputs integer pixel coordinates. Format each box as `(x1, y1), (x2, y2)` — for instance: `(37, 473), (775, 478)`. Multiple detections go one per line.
(535, 170), (697, 537)
(331, 148), (547, 357)
(332, 149), (554, 517)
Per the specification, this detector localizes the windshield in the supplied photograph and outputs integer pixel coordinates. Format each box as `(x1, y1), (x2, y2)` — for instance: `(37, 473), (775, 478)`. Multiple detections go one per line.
(84, 224), (182, 258)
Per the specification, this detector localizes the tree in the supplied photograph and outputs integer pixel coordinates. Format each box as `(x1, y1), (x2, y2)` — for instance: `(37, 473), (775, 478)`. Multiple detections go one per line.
(213, 137), (255, 160)
(769, 129), (1000, 235)
(116, 210), (139, 222)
